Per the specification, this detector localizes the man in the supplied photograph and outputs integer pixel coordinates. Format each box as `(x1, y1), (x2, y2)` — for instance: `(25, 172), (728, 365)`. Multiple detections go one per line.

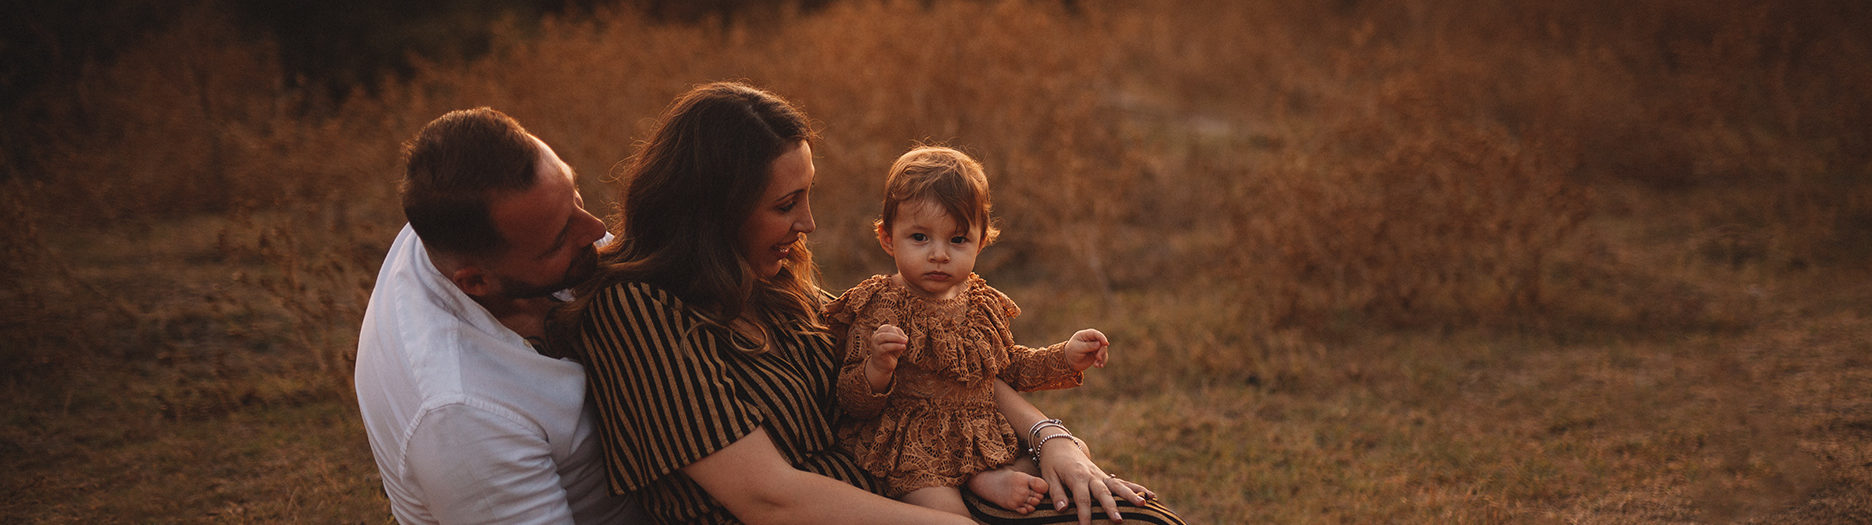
(354, 108), (644, 524)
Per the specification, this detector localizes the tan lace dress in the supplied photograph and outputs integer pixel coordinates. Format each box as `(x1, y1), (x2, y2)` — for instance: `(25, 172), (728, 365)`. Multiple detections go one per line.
(827, 274), (1082, 497)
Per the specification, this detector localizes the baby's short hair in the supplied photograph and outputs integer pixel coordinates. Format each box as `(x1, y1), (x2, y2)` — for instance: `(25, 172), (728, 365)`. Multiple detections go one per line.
(877, 145), (1000, 245)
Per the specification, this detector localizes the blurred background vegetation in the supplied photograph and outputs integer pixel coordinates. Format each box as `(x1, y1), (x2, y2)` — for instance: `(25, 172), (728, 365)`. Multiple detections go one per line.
(2, 0), (1869, 522)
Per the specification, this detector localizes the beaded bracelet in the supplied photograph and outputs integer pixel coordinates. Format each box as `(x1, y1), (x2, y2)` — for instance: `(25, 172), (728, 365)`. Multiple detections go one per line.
(1028, 418), (1093, 464)
(1031, 433), (1089, 464)
(1029, 418), (1067, 444)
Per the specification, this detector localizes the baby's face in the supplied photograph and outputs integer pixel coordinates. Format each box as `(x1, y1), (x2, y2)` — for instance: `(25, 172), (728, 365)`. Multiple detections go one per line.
(881, 198), (983, 301)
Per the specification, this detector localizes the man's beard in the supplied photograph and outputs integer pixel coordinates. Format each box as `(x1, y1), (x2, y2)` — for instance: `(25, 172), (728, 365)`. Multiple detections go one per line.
(499, 244), (599, 299)
(561, 244), (599, 288)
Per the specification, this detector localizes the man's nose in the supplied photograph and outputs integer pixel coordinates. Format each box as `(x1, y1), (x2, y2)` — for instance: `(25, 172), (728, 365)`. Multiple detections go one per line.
(578, 209), (606, 245)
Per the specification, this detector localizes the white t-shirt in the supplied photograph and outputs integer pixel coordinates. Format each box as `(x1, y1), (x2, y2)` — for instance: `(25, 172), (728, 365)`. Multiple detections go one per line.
(355, 225), (644, 524)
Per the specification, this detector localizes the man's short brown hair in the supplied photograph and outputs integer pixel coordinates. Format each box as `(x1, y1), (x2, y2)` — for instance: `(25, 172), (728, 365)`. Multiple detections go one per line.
(400, 107), (538, 258)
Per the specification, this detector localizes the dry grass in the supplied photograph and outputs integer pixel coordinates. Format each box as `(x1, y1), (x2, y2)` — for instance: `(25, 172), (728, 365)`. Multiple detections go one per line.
(3, 0), (1870, 522)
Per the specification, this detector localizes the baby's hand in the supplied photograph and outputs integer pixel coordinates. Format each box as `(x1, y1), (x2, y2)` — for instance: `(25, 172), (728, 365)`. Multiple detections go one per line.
(868, 324), (909, 377)
(1062, 329), (1109, 372)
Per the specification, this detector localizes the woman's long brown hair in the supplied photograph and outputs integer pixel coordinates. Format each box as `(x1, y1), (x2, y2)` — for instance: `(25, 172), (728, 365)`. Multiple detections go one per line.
(551, 81), (824, 353)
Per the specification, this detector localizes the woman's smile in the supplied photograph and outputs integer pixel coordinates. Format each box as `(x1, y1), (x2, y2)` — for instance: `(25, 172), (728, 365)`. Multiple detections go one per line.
(740, 141), (817, 278)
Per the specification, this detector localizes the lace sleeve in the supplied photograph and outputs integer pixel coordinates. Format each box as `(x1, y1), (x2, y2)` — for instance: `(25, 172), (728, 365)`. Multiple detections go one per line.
(1000, 340), (1083, 392)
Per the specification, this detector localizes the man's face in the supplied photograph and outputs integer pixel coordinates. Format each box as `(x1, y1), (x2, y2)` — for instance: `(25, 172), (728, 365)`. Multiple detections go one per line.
(477, 137), (607, 299)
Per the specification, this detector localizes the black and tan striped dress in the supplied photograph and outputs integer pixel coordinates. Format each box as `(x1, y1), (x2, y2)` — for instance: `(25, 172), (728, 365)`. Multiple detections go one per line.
(574, 281), (879, 524)
(575, 280), (1188, 524)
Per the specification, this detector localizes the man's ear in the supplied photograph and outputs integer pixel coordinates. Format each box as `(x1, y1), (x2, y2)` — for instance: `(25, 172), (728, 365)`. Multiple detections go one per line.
(875, 223), (895, 257)
(449, 265), (495, 298)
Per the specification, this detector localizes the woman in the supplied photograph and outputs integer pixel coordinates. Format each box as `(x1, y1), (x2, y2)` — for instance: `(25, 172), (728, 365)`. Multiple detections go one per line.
(554, 82), (1179, 524)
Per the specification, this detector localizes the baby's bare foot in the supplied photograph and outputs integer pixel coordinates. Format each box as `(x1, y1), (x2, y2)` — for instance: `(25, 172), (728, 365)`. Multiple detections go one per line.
(967, 468), (1048, 514)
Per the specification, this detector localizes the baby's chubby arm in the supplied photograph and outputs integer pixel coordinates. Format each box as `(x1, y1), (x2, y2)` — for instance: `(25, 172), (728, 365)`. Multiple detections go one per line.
(1000, 329), (1104, 392)
(834, 323), (906, 419)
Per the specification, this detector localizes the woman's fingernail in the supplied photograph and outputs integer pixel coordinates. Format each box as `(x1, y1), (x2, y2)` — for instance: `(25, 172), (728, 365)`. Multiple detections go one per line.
(1055, 500), (1067, 511)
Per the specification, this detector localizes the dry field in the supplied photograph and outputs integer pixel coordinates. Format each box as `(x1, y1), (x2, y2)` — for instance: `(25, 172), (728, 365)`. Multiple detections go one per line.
(3, 0), (1870, 522)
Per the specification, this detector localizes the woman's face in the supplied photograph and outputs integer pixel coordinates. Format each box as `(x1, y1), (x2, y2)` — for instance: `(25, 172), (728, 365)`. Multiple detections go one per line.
(739, 141), (817, 279)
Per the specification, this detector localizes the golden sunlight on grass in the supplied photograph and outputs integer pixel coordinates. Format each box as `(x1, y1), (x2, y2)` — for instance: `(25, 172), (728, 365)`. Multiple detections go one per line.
(3, 0), (1869, 522)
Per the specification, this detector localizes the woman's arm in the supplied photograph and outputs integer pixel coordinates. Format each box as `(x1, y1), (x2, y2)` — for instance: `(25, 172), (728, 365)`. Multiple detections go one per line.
(992, 380), (1155, 525)
(682, 427), (971, 525)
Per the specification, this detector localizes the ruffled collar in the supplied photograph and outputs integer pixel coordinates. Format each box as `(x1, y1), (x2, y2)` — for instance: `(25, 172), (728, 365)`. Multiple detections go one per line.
(834, 274), (1022, 384)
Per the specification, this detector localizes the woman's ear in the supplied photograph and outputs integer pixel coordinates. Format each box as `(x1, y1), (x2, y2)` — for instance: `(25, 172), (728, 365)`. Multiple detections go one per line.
(875, 223), (895, 257)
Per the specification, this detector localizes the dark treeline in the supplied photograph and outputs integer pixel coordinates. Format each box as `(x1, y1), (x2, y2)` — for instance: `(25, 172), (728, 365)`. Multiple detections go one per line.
(235, 0), (831, 100)
(0, 0), (830, 180)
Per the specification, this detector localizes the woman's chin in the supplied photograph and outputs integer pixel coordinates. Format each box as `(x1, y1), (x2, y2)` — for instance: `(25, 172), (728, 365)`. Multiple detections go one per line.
(758, 260), (785, 279)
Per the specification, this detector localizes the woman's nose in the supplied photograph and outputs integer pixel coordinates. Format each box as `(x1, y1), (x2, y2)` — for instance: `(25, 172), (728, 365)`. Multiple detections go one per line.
(795, 209), (816, 234)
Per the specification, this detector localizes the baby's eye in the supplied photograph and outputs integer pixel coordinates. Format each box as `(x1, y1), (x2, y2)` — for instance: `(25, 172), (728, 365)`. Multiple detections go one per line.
(950, 236), (969, 244)
(909, 233), (928, 242)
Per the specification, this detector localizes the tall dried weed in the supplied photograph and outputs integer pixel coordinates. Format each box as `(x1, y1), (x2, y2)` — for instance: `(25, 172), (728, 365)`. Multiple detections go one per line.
(3, 1), (1870, 522)
(5, 0), (1867, 414)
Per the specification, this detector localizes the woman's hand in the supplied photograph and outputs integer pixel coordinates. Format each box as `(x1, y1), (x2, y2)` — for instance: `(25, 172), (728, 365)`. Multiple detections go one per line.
(991, 380), (1158, 524)
(1035, 431), (1157, 525)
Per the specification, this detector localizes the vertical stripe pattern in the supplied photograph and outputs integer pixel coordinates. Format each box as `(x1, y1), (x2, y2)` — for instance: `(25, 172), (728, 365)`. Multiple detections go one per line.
(578, 281), (878, 524)
(963, 489), (1190, 525)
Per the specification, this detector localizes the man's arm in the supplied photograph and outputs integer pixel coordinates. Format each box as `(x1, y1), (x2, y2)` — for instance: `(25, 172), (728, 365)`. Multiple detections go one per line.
(682, 428), (971, 525)
(404, 403), (574, 525)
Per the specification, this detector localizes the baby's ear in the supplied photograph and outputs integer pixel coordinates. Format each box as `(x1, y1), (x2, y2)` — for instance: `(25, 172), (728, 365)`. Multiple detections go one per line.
(874, 223), (895, 256)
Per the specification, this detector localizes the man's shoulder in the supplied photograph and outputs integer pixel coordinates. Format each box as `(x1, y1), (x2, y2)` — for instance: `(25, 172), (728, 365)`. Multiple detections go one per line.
(408, 396), (540, 436)
(357, 226), (524, 384)
(356, 295), (574, 418)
